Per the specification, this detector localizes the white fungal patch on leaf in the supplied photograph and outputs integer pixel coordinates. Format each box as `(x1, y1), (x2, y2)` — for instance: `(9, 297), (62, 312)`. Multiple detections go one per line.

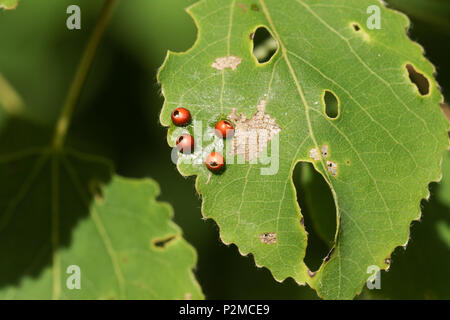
(259, 232), (277, 244)
(309, 148), (320, 161)
(321, 145), (329, 158)
(212, 55), (242, 70)
(310, 145), (329, 161)
(228, 99), (281, 161)
(327, 161), (338, 176)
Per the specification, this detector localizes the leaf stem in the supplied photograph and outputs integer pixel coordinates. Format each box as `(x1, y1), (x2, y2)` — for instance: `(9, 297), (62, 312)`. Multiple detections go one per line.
(52, 0), (117, 150)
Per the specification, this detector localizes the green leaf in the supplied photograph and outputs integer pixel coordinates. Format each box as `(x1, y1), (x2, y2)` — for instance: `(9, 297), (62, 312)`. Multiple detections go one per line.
(0, 115), (203, 299)
(0, 74), (23, 116)
(158, 0), (449, 299)
(0, 0), (18, 10)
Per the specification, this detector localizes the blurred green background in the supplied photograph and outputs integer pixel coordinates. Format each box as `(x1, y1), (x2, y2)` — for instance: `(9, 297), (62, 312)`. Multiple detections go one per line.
(0, 0), (448, 299)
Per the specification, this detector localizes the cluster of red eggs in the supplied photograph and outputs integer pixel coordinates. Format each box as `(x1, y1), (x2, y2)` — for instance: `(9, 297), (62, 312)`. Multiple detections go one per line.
(171, 107), (234, 173)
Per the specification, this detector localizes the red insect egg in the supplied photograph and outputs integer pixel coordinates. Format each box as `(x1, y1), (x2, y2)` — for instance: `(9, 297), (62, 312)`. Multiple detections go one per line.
(205, 152), (225, 172)
(176, 134), (194, 154)
(215, 120), (234, 139)
(171, 107), (191, 126)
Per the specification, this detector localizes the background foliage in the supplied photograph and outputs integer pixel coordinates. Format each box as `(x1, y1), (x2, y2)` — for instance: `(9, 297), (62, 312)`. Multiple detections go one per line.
(0, 0), (449, 299)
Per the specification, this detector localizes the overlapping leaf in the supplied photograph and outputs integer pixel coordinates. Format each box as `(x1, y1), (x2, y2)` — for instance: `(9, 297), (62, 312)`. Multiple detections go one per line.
(0, 96), (202, 300)
(158, 0), (449, 299)
(438, 149), (450, 207)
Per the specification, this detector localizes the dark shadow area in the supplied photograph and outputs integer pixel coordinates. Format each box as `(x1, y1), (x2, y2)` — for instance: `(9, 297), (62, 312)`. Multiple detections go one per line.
(0, 116), (111, 288)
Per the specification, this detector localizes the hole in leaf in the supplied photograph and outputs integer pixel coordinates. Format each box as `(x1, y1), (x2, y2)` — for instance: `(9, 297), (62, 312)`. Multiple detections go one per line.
(323, 90), (340, 119)
(352, 23), (361, 31)
(293, 162), (337, 271)
(406, 64), (429, 96)
(252, 27), (278, 63)
(153, 235), (176, 249)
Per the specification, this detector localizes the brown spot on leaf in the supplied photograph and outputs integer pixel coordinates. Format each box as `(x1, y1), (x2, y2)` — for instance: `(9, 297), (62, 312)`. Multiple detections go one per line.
(237, 2), (246, 12)
(308, 269), (316, 277)
(251, 3), (260, 11)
